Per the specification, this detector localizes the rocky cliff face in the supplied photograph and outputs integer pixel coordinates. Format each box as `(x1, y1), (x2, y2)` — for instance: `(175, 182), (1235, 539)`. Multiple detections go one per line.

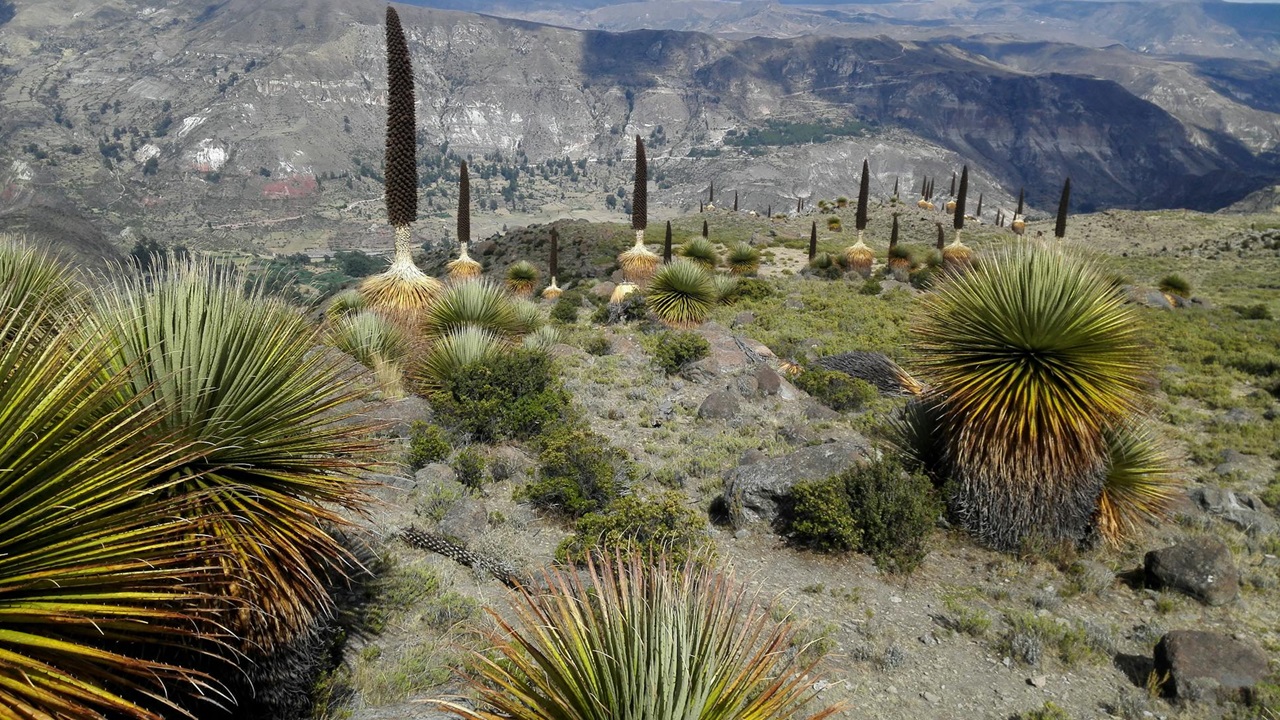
(1, 0), (1277, 257)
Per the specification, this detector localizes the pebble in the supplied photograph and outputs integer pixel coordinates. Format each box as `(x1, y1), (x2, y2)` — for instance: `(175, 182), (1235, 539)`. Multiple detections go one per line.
(886, 686), (898, 695)
(922, 692), (941, 703)
(890, 596), (903, 604)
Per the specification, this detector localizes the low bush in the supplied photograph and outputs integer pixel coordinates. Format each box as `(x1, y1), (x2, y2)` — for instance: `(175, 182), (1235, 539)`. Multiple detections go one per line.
(794, 367), (877, 412)
(648, 329), (711, 374)
(582, 333), (612, 356)
(784, 456), (940, 574)
(452, 447), (486, 491)
(858, 279), (882, 296)
(1228, 303), (1273, 320)
(431, 348), (572, 443)
(520, 427), (631, 519)
(733, 277), (775, 301)
(407, 422), (451, 470)
(550, 291), (585, 323)
(555, 492), (711, 567)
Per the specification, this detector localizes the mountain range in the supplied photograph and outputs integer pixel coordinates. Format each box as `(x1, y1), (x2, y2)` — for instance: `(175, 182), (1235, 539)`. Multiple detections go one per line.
(1, 0), (1277, 258)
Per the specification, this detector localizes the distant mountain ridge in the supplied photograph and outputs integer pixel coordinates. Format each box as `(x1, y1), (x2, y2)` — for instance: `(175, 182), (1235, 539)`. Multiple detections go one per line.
(0, 0), (1277, 258)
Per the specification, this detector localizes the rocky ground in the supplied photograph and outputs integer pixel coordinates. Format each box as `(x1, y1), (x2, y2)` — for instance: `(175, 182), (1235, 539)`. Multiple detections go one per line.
(296, 205), (1280, 720)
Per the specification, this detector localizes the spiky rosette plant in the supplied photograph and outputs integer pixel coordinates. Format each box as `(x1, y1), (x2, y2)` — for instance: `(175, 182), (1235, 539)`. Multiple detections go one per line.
(713, 273), (740, 304)
(943, 165), (973, 272)
(1096, 421), (1180, 547)
(0, 282), (226, 720)
(432, 554), (843, 720)
(680, 236), (718, 270)
(505, 260), (539, 298)
(93, 260), (378, 648)
(327, 309), (411, 396)
(844, 162), (874, 281)
(423, 279), (522, 339)
(0, 237), (85, 319)
(610, 282), (638, 304)
(1011, 188), (1026, 235)
(727, 241), (761, 276)
(360, 7), (444, 311)
(542, 227), (562, 300)
(416, 325), (503, 391)
(647, 260), (717, 327)
(449, 161), (483, 282)
(618, 135), (659, 284)
(910, 243), (1148, 550)
(887, 213), (911, 281)
(324, 288), (368, 322)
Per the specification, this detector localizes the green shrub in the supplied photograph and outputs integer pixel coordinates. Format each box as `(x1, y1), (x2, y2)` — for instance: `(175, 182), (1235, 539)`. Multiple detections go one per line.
(784, 475), (860, 552)
(794, 367), (877, 412)
(858, 279), (882, 296)
(556, 492), (711, 567)
(1158, 274), (1191, 297)
(1228, 303), (1273, 320)
(909, 266), (936, 290)
(431, 348), (572, 443)
(407, 422), (451, 470)
(453, 446), (486, 490)
(784, 457), (940, 574)
(520, 428), (630, 518)
(648, 330), (711, 375)
(582, 333), (612, 356)
(550, 293), (582, 323)
(734, 277), (775, 301)
(1260, 475), (1280, 509)
(1018, 701), (1071, 720)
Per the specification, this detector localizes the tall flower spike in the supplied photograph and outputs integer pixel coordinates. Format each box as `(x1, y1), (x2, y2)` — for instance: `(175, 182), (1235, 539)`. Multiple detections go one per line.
(448, 161), (481, 282)
(541, 227), (561, 300)
(1055, 177), (1071, 239)
(619, 135), (658, 284)
(844, 159), (873, 278)
(360, 6), (443, 310)
(663, 220), (673, 263)
(808, 221), (817, 262)
(944, 165), (972, 272)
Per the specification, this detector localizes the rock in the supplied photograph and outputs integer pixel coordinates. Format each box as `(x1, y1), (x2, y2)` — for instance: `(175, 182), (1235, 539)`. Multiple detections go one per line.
(731, 311), (756, 327)
(722, 439), (872, 527)
(739, 449), (767, 466)
(1154, 631), (1269, 702)
(755, 365), (782, 395)
(680, 358), (721, 384)
(438, 499), (488, 545)
(922, 692), (941, 703)
(804, 402), (841, 421)
(485, 445), (535, 483)
(735, 374), (759, 397)
(1190, 487), (1277, 536)
(589, 281), (616, 300)
(414, 463), (457, 488)
(1127, 286), (1174, 310)
(697, 391), (740, 420)
(360, 395), (434, 439)
(1028, 676), (1048, 689)
(472, 240), (497, 256)
(1220, 408), (1253, 424)
(1144, 538), (1241, 606)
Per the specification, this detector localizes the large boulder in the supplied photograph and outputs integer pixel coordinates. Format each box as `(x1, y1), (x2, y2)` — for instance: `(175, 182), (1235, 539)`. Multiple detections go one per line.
(1144, 538), (1240, 606)
(1155, 631), (1269, 702)
(1190, 486), (1276, 536)
(697, 391), (740, 420)
(723, 440), (872, 528)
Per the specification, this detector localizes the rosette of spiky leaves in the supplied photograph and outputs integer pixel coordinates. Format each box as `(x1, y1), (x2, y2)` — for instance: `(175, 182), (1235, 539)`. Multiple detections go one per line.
(432, 554), (843, 720)
(610, 282), (638, 305)
(647, 260), (717, 328)
(727, 242), (760, 276)
(93, 260), (378, 648)
(911, 243), (1148, 550)
(618, 236), (659, 285)
(541, 278), (562, 301)
(0, 285), (227, 720)
(416, 325), (503, 391)
(713, 273), (740, 305)
(887, 217), (911, 281)
(423, 280), (522, 340)
(680, 236), (718, 270)
(324, 288), (368, 322)
(855, 159), (870, 232)
(505, 260), (539, 298)
(447, 244), (483, 282)
(522, 324), (562, 352)
(361, 227), (446, 312)
(942, 230), (973, 272)
(0, 237), (85, 319)
(511, 298), (546, 335)
(843, 233), (874, 279)
(327, 309), (410, 396)
(1097, 421), (1180, 547)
